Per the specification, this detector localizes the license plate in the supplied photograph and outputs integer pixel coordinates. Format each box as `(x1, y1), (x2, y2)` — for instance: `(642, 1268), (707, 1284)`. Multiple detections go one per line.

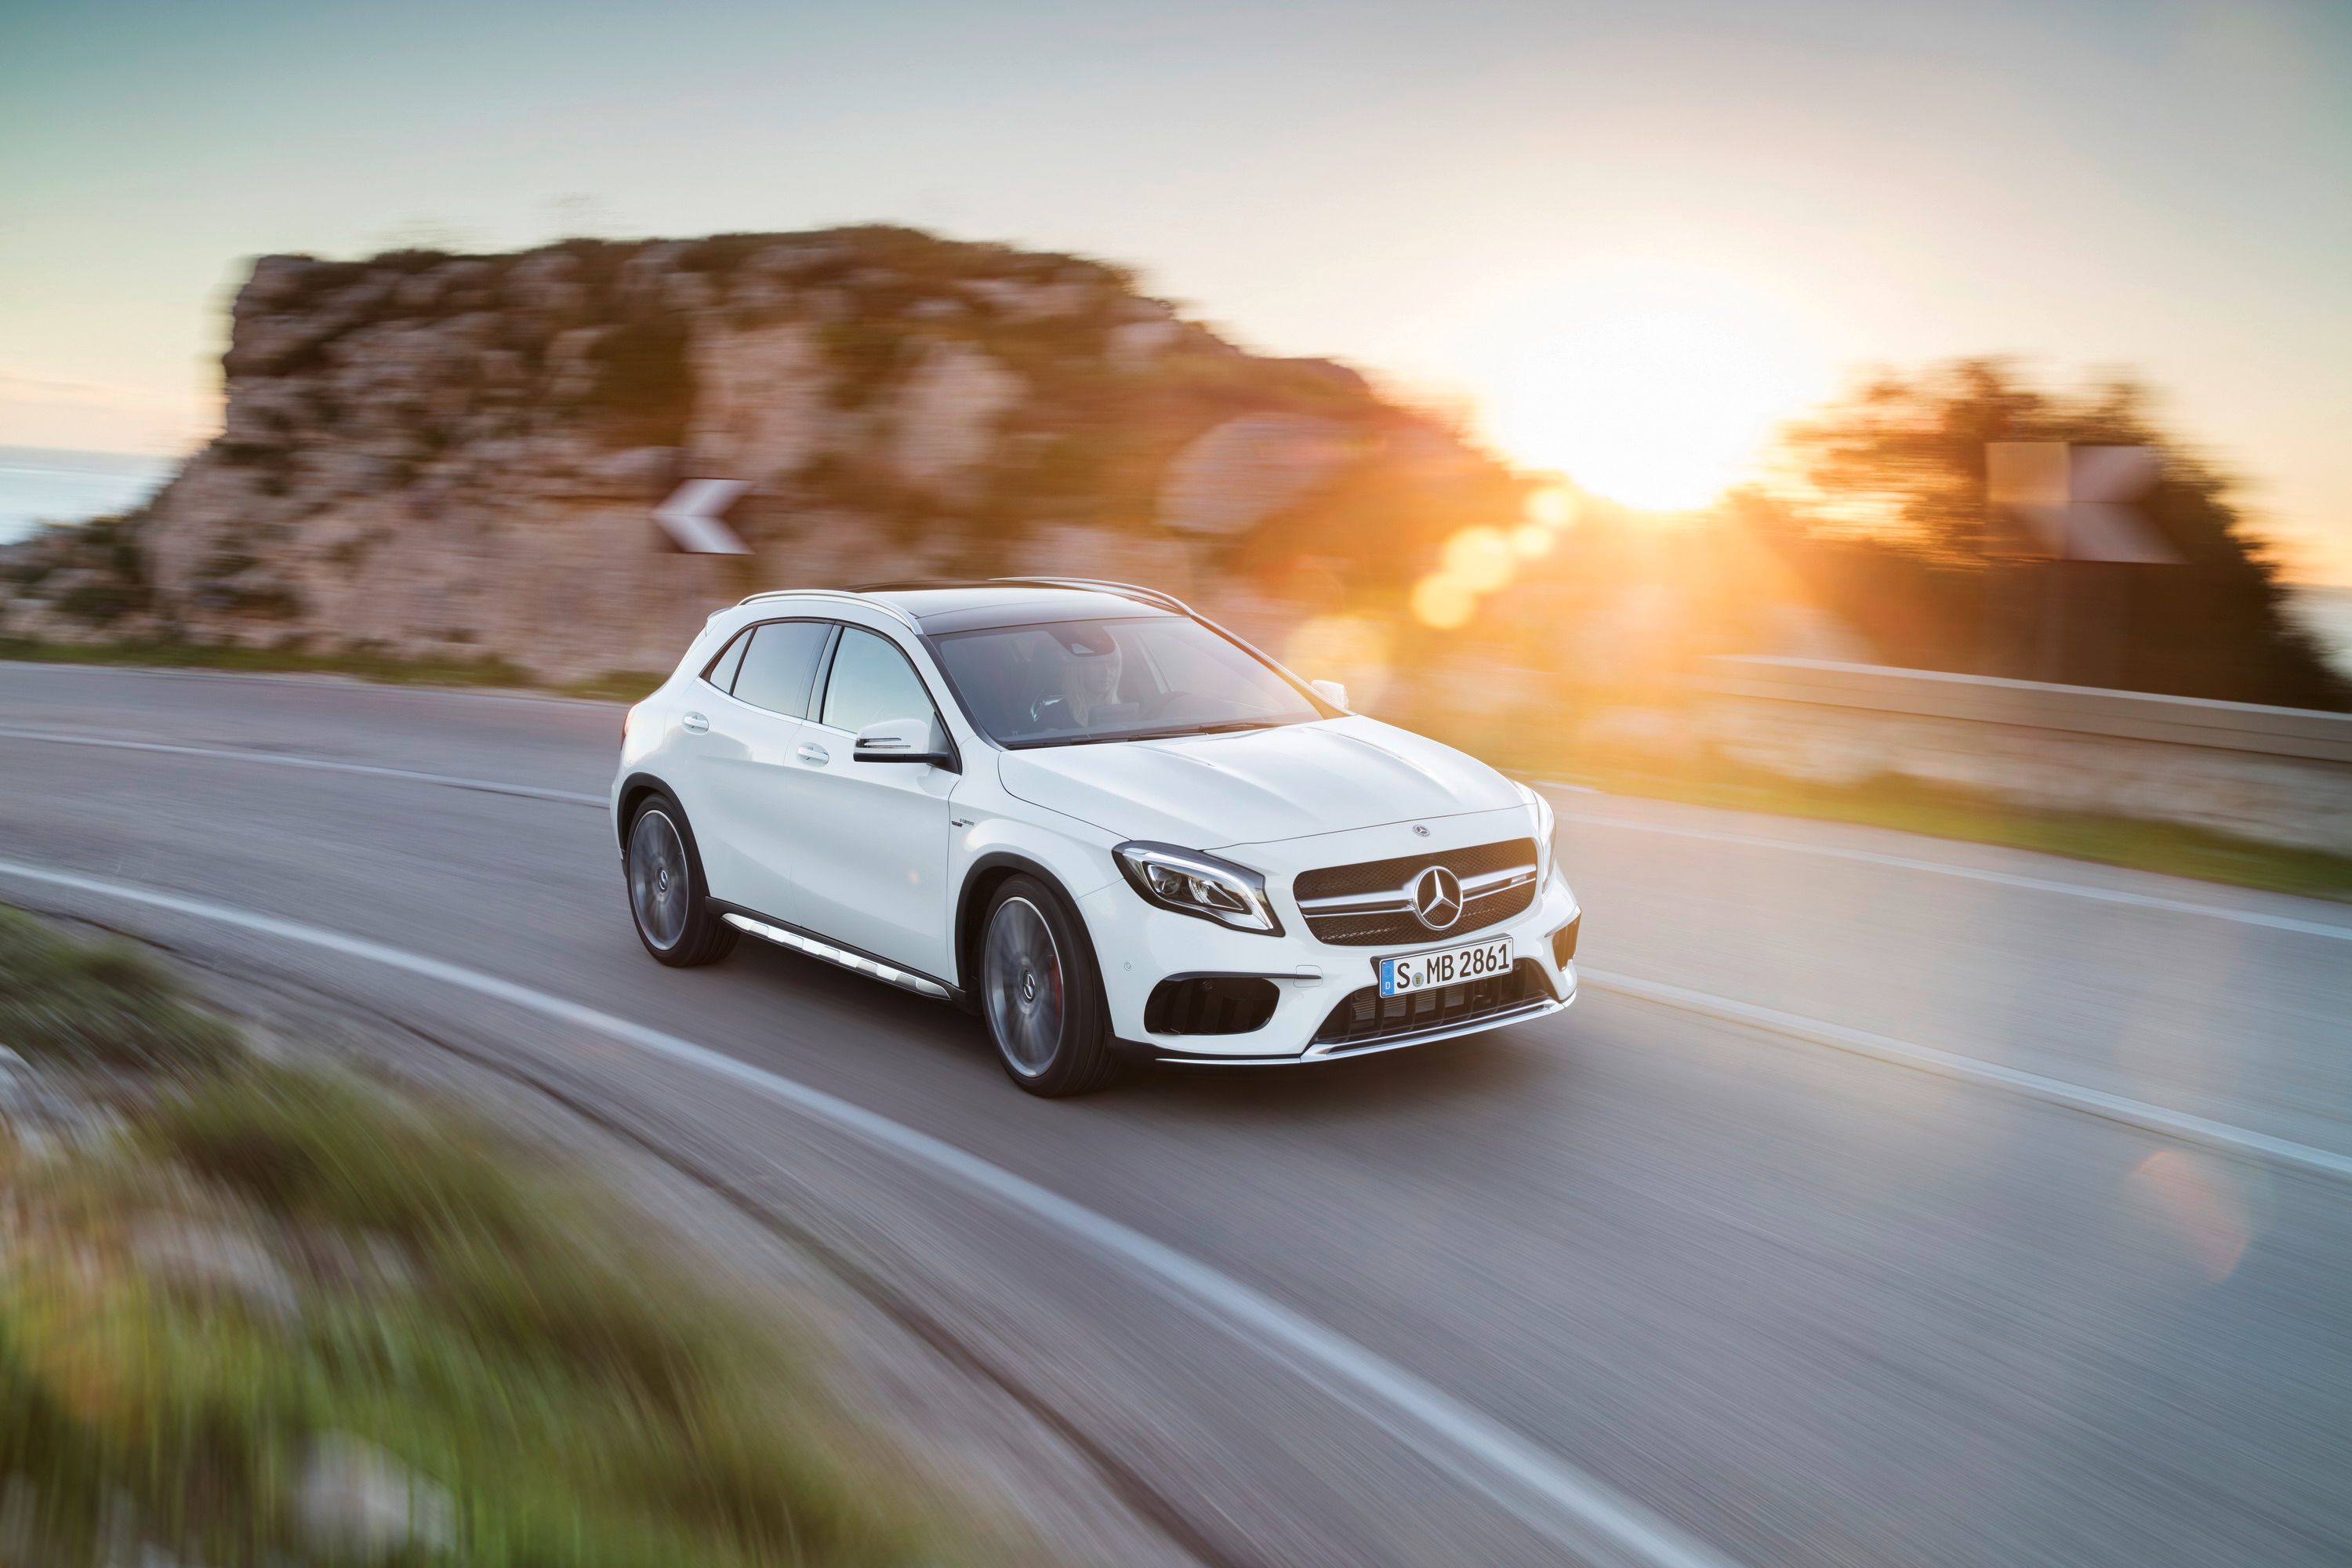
(1379, 937), (1513, 997)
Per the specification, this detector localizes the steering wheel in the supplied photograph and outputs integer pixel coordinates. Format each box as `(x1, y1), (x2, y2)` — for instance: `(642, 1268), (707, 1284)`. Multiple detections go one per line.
(1137, 688), (1193, 723)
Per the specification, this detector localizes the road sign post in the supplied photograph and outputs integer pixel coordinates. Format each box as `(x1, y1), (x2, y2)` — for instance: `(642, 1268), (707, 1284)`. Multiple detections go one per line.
(1985, 442), (2176, 683)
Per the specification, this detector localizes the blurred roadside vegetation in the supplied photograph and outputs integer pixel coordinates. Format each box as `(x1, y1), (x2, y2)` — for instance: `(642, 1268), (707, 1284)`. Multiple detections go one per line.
(0, 908), (974, 1566)
(1752, 360), (2347, 708)
(1363, 359), (2346, 722)
(1514, 752), (2352, 904)
(0, 635), (660, 702)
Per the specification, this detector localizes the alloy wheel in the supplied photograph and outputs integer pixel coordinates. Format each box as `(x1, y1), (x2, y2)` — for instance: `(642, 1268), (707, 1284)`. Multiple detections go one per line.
(628, 808), (691, 950)
(984, 896), (1065, 1075)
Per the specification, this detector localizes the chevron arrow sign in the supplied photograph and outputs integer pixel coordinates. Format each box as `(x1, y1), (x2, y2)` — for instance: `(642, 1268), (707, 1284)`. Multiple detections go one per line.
(1985, 443), (2178, 564)
(653, 479), (751, 554)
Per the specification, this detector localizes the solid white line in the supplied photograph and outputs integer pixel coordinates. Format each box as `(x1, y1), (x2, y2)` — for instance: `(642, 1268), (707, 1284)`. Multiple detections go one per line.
(0, 855), (1736, 1568)
(0, 727), (606, 807)
(1543, 803), (2352, 943)
(1581, 967), (2352, 1185)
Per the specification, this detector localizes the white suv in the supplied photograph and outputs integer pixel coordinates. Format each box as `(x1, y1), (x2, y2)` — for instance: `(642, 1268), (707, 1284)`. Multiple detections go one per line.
(612, 580), (1580, 1094)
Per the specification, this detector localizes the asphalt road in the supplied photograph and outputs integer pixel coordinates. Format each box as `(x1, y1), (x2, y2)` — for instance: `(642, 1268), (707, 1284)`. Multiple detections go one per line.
(5, 662), (2350, 1568)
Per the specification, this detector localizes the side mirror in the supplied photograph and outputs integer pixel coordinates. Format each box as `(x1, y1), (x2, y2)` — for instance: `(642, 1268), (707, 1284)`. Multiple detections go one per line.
(854, 716), (955, 769)
(1309, 679), (1349, 711)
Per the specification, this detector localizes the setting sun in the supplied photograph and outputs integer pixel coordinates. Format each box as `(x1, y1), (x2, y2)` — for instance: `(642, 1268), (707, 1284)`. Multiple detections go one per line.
(1465, 274), (1828, 511)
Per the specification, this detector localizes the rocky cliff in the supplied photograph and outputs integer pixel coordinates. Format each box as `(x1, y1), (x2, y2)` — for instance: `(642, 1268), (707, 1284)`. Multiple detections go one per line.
(2, 227), (1526, 684)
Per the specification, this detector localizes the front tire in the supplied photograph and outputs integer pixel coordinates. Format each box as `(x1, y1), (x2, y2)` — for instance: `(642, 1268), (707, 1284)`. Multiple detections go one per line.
(980, 876), (1121, 1097)
(626, 795), (737, 967)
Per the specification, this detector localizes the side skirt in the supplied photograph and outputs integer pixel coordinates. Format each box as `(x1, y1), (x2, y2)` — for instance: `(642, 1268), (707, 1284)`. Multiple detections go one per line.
(713, 905), (961, 1004)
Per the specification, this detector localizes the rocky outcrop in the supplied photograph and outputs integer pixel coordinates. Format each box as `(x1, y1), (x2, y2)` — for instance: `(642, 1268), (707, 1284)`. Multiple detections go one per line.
(2, 227), (1526, 684)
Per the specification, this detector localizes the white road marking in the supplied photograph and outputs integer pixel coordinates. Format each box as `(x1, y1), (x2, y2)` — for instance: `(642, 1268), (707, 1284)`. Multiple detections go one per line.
(0, 727), (605, 807)
(0, 659), (616, 710)
(1543, 801), (2352, 943)
(1582, 968), (2352, 1185)
(18, 724), (2344, 949)
(0, 855), (1737, 1568)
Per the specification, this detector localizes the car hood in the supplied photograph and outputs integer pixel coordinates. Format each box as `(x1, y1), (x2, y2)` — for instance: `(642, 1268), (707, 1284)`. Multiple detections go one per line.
(995, 715), (1523, 849)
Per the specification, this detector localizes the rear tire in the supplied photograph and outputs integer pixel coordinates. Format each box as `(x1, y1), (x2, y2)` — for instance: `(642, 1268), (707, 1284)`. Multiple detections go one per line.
(625, 793), (738, 967)
(980, 876), (1122, 1097)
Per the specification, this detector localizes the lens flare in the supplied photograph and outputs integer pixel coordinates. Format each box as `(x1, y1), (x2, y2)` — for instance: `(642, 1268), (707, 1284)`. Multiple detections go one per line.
(1525, 485), (1577, 528)
(2129, 1150), (2253, 1283)
(1411, 575), (1477, 630)
(1441, 527), (1516, 593)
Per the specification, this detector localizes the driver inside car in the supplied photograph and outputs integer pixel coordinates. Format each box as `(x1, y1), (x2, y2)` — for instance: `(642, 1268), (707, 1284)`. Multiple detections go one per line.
(1029, 626), (1136, 731)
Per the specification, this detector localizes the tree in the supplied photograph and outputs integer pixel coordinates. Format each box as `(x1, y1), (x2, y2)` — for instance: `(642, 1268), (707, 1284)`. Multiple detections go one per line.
(1754, 359), (2347, 710)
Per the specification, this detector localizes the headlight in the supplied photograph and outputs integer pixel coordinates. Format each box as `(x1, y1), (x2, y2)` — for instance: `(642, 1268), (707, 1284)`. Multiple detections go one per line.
(1114, 842), (1283, 935)
(1522, 784), (1557, 884)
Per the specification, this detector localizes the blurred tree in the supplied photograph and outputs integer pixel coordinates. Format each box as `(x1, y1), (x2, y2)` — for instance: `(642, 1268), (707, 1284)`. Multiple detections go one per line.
(1753, 359), (2347, 710)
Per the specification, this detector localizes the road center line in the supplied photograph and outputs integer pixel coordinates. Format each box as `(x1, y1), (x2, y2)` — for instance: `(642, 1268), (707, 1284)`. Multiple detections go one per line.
(1581, 967), (2352, 1184)
(0, 726), (606, 807)
(1541, 800), (2352, 943)
(0, 854), (1736, 1568)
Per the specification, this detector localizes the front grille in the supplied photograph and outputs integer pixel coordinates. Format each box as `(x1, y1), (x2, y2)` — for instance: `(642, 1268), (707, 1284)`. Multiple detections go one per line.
(1292, 837), (1537, 947)
(1312, 959), (1549, 1047)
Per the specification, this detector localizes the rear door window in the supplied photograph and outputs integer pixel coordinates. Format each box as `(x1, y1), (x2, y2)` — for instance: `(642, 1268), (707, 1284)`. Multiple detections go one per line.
(730, 620), (833, 717)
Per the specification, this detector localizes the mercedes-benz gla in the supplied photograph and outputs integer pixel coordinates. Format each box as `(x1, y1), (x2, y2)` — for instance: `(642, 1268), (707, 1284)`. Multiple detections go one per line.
(612, 580), (1580, 1094)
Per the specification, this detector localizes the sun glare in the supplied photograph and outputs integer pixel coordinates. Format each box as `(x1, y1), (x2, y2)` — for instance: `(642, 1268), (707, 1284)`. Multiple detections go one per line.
(1465, 274), (1827, 512)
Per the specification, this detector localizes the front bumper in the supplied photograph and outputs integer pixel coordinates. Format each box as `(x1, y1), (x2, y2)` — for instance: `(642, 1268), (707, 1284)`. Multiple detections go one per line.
(1080, 841), (1581, 1065)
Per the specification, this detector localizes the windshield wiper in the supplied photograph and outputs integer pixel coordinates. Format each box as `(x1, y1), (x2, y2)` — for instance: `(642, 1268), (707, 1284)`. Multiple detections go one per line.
(1008, 720), (1284, 749)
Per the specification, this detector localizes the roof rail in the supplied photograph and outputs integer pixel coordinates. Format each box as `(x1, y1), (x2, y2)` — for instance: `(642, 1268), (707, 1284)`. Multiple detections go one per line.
(732, 587), (920, 630)
(983, 577), (1195, 616)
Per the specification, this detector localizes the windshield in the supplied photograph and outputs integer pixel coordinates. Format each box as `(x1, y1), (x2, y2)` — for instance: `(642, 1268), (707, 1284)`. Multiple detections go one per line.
(931, 615), (1326, 748)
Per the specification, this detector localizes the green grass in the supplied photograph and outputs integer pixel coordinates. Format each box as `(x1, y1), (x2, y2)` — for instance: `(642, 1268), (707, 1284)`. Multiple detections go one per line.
(558, 668), (667, 703)
(0, 635), (533, 690)
(0, 637), (669, 704)
(1537, 759), (2352, 903)
(0, 910), (967, 1566)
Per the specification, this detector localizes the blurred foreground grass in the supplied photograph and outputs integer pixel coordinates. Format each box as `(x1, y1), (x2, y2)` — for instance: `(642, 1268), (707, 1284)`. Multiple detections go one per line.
(0, 909), (948, 1566)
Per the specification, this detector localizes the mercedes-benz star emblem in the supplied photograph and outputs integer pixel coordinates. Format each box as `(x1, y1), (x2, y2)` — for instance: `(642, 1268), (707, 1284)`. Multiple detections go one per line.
(1410, 865), (1465, 931)
(1412, 824), (1432, 837)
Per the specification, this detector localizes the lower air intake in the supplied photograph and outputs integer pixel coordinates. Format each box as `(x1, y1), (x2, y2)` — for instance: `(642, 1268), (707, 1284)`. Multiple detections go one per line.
(1145, 975), (1281, 1036)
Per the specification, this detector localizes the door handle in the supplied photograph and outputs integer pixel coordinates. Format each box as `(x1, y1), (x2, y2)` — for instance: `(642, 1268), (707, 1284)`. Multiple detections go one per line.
(681, 712), (710, 735)
(794, 742), (830, 765)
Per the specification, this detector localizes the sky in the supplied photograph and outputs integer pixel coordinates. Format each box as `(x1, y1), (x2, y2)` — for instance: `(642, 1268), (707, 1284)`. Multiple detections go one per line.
(4, 0), (2349, 577)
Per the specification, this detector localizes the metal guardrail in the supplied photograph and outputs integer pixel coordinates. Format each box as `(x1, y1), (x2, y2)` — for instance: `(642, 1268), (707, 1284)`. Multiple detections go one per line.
(1700, 656), (2352, 766)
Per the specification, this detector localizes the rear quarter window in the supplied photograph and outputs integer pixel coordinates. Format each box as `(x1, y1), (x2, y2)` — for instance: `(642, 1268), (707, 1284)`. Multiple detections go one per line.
(702, 627), (751, 691)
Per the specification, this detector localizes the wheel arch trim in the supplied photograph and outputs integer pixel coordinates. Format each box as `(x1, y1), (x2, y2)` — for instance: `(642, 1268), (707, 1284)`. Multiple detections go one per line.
(615, 771), (673, 852)
(955, 851), (1107, 1000)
